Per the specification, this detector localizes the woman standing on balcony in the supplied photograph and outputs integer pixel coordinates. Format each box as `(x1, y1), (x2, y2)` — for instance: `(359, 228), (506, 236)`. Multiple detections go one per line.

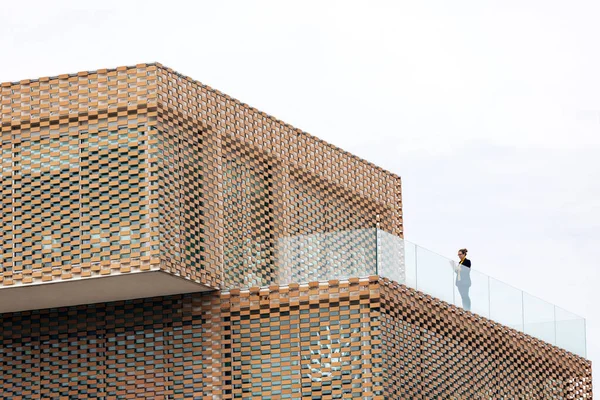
(455, 248), (472, 311)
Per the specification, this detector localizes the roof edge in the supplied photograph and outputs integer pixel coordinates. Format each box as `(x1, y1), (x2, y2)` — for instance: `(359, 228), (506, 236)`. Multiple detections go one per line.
(0, 62), (160, 87)
(1, 62), (401, 182)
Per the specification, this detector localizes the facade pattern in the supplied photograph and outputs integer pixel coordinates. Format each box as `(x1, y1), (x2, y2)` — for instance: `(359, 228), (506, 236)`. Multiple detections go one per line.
(0, 277), (591, 399)
(1, 67), (158, 286)
(155, 65), (403, 289)
(0, 64), (592, 399)
(1, 63), (402, 290)
(379, 278), (592, 399)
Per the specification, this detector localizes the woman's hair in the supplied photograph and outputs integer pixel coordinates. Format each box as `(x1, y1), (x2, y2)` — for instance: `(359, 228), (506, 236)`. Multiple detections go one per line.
(459, 248), (468, 255)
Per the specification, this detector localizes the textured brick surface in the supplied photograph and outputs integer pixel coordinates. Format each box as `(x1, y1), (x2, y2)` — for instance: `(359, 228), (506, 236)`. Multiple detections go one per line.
(1, 63), (402, 290)
(0, 278), (591, 399)
(0, 293), (222, 399)
(0, 63), (591, 399)
(1, 65), (158, 286)
(221, 277), (383, 399)
(379, 278), (592, 399)
(155, 65), (403, 289)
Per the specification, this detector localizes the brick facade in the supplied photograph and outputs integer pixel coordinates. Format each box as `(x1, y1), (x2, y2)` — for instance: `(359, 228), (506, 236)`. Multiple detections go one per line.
(0, 278), (591, 399)
(1, 63), (402, 289)
(0, 64), (591, 398)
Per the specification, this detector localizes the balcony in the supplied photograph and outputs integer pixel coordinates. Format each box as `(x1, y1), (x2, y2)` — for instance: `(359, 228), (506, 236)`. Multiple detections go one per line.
(238, 228), (587, 358)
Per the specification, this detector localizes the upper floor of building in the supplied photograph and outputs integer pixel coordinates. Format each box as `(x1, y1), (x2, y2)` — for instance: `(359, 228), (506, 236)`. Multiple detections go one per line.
(0, 63), (402, 310)
(0, 64), (587, 360)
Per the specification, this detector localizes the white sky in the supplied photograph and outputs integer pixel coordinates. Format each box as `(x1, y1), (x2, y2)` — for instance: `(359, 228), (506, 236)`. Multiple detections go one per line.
(2, 0), (598, 393)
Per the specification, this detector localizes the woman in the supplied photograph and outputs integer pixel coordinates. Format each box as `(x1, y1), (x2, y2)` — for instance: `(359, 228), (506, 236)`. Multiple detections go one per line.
(455, 248), (472, 311)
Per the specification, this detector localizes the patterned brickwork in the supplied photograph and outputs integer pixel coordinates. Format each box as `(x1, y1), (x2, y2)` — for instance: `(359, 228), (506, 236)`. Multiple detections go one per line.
(222, 139), (275, 288)
(0, 278), (383, 399)
(155, 64), (402, 290)
(1, 63), (402, 291)
(0, 63), (591, 399)
(221, 277), (383, 399)
(0, 293), (223, 399)
(1, 64), (158, 287)
(379, 278), (593, 399)
(0, 278), (591, 399)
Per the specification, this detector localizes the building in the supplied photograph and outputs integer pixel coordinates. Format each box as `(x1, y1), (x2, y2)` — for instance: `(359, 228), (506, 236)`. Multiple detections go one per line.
(0, 63), (592, 399)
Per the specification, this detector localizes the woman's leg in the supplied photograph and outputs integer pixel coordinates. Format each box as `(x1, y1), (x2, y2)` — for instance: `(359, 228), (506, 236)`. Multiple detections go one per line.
(458, 285), (471, 311)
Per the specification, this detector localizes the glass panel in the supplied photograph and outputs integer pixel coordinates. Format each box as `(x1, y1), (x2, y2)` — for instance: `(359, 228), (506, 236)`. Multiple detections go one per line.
(415, 245), (454, 304)
(523, 293), (556, 345)
(453, 266), (489, 317)
(270, 229), (587, 357)
(489, 278), (523, 331)
(377, 230), (405, 284)
(275, 229), (376, 287)
(555, 306), (586, 357)
(404, 241), (417, 288)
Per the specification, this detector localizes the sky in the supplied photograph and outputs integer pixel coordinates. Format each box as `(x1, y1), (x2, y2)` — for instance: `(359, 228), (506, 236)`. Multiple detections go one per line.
(2, 0), (598, 393)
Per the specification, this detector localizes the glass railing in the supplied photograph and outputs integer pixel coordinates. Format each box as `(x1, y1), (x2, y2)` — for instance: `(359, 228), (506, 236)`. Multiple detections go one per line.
(225, 228), (586, 358)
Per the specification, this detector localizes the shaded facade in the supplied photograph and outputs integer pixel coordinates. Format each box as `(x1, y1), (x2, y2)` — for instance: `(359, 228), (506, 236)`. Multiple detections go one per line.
(0, 64), (592, 399)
